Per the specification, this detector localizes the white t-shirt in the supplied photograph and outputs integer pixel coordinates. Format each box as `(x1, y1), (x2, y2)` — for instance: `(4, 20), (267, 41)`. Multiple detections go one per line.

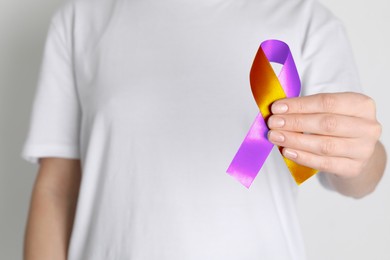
(22, 0), (362, 259)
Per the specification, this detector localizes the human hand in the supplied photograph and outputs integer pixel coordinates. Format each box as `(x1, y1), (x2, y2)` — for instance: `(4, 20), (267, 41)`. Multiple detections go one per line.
(267, 92), (382, 179)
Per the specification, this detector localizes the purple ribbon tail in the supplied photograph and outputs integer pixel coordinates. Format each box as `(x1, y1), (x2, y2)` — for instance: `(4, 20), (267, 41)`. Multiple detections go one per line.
(226, 113), (274, 188)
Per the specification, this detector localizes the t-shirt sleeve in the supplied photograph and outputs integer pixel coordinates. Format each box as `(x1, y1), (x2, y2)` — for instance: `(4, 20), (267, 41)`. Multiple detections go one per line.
(300, 1), (363, 96)
(21, 9), (81, 164)
(299, 1), (363, 189)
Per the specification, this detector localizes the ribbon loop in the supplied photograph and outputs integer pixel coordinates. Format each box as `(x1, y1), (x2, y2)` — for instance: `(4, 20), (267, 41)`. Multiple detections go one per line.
(227, 39), (317, 188)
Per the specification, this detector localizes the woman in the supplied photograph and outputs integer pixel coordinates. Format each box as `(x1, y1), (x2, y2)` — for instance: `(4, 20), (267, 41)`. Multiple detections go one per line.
(22, 0), (386, 259)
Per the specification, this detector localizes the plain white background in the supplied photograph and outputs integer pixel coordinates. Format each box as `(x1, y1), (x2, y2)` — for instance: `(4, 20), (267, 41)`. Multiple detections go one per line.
(0, 0), (388, 259)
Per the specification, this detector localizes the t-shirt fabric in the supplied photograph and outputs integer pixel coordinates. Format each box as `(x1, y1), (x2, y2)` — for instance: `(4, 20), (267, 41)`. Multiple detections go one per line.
(22, 0), (362, 259)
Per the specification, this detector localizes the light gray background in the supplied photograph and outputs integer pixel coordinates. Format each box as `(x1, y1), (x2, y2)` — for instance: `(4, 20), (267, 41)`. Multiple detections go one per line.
(0, 0), (388, 259)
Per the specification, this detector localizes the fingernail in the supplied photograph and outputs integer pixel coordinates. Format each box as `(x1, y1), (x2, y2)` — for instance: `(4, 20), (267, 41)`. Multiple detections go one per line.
(268, 116), (285, 128)
(268, 131), (285, 143)
(272, 103), (288, 114)
(284, 149), (298, 159)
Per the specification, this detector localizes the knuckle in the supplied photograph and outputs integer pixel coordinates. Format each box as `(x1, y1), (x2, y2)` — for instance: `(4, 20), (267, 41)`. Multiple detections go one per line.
(320, 138), (336, 155)
(320, 94), (336, 112)
(363, 95), (376, 110)
(295, 99), (305, 113)
(320, 115), (338, 133)
(365, 120), (382, 140)
(372, 121), (382, 139)
(360, 94), (377, 117)
(291, 116), (302, 130)
(361, 145), (374, 159)
(353, 141), (375, 161)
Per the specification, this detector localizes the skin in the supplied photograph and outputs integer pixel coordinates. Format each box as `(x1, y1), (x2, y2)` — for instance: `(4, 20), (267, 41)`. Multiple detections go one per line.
(24, 92), (386, 257)
(267, 92), (386, 198)
(24, 158), (81, 260)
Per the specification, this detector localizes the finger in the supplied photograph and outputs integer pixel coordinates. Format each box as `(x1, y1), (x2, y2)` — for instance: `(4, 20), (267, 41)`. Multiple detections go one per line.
(271, 92), (376, 119)
(281, 147), (364, 178)
(268, 130), (373, 159)
(267, 113), (377, 137)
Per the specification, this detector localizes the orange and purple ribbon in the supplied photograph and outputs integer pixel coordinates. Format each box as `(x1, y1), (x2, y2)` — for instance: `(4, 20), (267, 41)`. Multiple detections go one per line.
(227, 39), (317, 188)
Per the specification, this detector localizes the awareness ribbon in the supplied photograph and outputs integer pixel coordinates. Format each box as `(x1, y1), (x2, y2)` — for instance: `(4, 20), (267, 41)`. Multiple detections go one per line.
(227, 39), (317, 188)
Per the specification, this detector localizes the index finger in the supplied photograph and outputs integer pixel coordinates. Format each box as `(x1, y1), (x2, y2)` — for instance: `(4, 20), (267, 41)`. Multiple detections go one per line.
(271, 92), (376, 119)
